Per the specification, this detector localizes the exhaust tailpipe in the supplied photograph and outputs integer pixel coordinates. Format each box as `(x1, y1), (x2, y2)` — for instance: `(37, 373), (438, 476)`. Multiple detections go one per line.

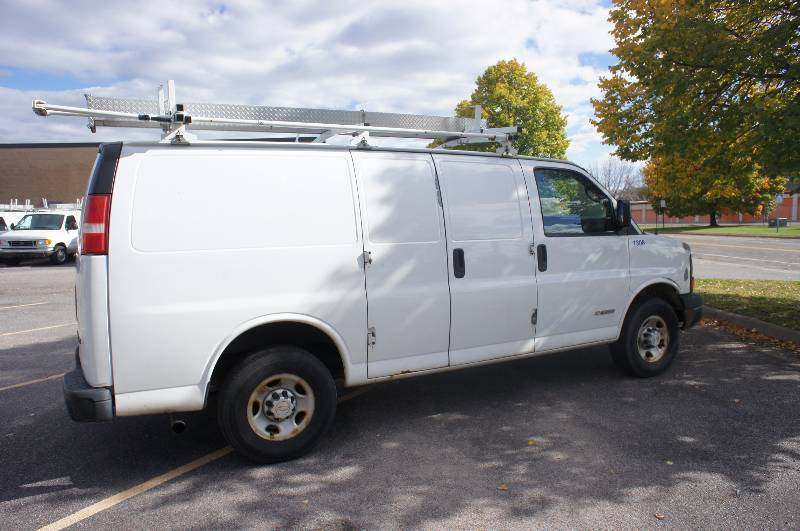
(170, 418), (187, 434)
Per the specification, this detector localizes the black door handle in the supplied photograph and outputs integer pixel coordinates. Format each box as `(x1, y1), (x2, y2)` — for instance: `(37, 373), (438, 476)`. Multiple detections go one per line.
(453, 248), (465, 278)
(537, 244), (547, 272)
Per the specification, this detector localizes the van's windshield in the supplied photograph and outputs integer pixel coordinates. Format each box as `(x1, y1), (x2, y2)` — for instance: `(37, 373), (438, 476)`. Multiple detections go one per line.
(13, 214), (64, 230)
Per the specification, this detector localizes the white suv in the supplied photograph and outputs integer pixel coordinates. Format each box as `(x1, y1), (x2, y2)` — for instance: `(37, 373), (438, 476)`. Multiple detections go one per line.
(65, 142), (702, 463)
(0, 211), (80, 265)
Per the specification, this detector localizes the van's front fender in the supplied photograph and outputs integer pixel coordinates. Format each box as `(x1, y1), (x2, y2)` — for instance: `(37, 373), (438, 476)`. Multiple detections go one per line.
(618, 278), (683, 338)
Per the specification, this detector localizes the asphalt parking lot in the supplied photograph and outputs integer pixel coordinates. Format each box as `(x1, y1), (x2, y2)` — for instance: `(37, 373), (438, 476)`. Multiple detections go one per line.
(1, 264), (799, 529)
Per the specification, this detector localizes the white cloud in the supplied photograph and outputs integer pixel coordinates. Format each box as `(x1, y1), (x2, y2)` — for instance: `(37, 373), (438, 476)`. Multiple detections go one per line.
(0, 0), (615, 166)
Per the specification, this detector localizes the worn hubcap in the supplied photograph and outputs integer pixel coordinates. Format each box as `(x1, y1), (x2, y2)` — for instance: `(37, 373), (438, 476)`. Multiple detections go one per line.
(637, 315), (669, 363)
(247, 373), (314, 441)
(264, 388), (297, 421)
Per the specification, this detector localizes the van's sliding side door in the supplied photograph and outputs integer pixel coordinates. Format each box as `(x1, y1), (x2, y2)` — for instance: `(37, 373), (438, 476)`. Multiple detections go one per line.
(433, 154), (538, 366)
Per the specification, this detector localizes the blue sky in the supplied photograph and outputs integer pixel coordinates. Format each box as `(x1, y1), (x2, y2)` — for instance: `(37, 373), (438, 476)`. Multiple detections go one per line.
(0, 0), (619, 167)
(0, 67), (92, 92)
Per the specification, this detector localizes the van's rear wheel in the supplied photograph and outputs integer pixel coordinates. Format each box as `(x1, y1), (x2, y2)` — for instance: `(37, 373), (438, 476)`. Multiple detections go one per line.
(218, 346), (337, 463)
(610, 298), (680, 377)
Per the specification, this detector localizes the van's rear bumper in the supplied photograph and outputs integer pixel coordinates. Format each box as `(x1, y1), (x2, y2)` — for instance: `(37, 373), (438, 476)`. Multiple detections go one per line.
(680, 293), (703, 329)
(64, 349), (113, 422)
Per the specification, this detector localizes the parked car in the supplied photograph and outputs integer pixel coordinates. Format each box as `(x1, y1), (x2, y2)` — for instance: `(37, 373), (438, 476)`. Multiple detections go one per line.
(0, 210), (80, 265)
(66, 142), (702, 463)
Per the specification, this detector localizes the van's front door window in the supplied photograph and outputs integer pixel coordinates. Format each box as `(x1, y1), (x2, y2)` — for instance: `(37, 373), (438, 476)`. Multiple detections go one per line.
(534, 169), (614, 236)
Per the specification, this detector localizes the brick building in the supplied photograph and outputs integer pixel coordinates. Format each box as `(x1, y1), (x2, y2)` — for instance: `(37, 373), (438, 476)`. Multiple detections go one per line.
(0, 143), (99, 206)
(630, 196), (799, 225)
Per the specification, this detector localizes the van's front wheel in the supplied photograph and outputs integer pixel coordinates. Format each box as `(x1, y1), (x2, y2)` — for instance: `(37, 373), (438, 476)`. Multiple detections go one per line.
(50, 245), (68, 265)
(610, 298), (680, 377)
(217, 346), (337, 463)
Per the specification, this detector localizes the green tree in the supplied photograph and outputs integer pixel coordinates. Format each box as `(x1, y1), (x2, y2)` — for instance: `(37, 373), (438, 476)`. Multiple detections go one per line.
(644, 142), (784, 226)
(454, 59), (569, 158)
(592, 1), (796, 223)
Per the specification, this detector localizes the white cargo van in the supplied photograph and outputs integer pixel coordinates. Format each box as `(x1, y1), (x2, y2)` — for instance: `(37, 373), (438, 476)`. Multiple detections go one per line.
(0, 210), (80, 265)
(34, 89), (701, 463)
(62, 141), (701, 462)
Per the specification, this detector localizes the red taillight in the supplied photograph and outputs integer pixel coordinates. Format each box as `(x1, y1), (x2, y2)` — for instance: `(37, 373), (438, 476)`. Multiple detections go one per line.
(81, 194), (111, 255)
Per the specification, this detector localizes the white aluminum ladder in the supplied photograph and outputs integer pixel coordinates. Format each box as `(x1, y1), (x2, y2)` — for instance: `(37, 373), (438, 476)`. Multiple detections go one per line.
(32, 80), (517, 153)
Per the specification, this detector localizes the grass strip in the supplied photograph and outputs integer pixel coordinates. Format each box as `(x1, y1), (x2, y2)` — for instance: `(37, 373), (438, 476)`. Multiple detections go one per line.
(694, 278), (800, 331)
(639, 224), (800, 238)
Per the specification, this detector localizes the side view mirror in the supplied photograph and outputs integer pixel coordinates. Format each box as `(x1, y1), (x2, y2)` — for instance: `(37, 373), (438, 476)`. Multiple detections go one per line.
(615, 200), (631, 230)
(9, 223), (15, 230)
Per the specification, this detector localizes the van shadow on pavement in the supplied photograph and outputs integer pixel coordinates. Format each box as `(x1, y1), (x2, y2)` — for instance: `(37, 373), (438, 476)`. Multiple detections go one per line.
(2, 327), (792, 528)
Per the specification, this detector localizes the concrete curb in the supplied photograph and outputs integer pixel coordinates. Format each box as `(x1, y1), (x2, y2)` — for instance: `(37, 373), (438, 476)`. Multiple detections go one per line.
(703, 306), (800, 344)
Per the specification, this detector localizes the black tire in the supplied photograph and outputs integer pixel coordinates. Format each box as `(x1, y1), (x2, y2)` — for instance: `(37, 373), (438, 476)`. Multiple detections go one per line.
(217, 346), (337, 463)
(50, 245), (68, 265)
(610, 298), (680, 377)
(3, 258), (21, 267)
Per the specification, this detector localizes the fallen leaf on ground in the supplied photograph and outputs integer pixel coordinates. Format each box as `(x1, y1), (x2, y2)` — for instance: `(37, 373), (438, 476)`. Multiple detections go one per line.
(700, 319), (800, 354)
(498, 484), (509, 491)
(665, 460), (673, 465)
(655, 513), (667, 520)
(527, 439), (537, 446)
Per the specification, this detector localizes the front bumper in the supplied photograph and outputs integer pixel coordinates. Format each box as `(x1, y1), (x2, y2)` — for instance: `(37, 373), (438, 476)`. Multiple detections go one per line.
(680, 292), (704, 329)
(0, 248), (56, 260)
(63, 349), (114, 422)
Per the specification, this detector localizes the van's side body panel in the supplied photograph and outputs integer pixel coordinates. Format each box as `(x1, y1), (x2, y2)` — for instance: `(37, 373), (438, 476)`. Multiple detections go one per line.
(76, 255), (112, 387)
(433, 154), (538, 365)
(107, 146), (367, 414)
(519, 160), (631, 352)
(74, 144), (121, 389)
(351, 151), (451, 379)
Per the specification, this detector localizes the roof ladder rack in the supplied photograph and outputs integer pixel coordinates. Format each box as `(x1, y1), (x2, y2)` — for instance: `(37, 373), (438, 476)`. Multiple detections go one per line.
(31, 80), (518, 153)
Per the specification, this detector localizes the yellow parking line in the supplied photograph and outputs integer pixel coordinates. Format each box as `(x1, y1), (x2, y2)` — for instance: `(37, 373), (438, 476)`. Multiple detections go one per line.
(0, 302), (48, 311)
(0, 373), (64, 392)
(37, 385), (373, 529)
(0, 323), (74, 337)
(39, 447), (234, 531)
(338, 385), (372, 403)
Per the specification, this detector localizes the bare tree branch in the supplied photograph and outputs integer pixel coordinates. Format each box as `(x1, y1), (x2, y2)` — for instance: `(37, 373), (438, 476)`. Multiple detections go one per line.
(587, 157), (643, 199)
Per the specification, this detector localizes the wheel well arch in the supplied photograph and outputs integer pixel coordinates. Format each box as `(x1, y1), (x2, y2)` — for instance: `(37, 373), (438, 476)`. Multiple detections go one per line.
(206, 317), (348, 396)
(621, 281), (685, 332)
